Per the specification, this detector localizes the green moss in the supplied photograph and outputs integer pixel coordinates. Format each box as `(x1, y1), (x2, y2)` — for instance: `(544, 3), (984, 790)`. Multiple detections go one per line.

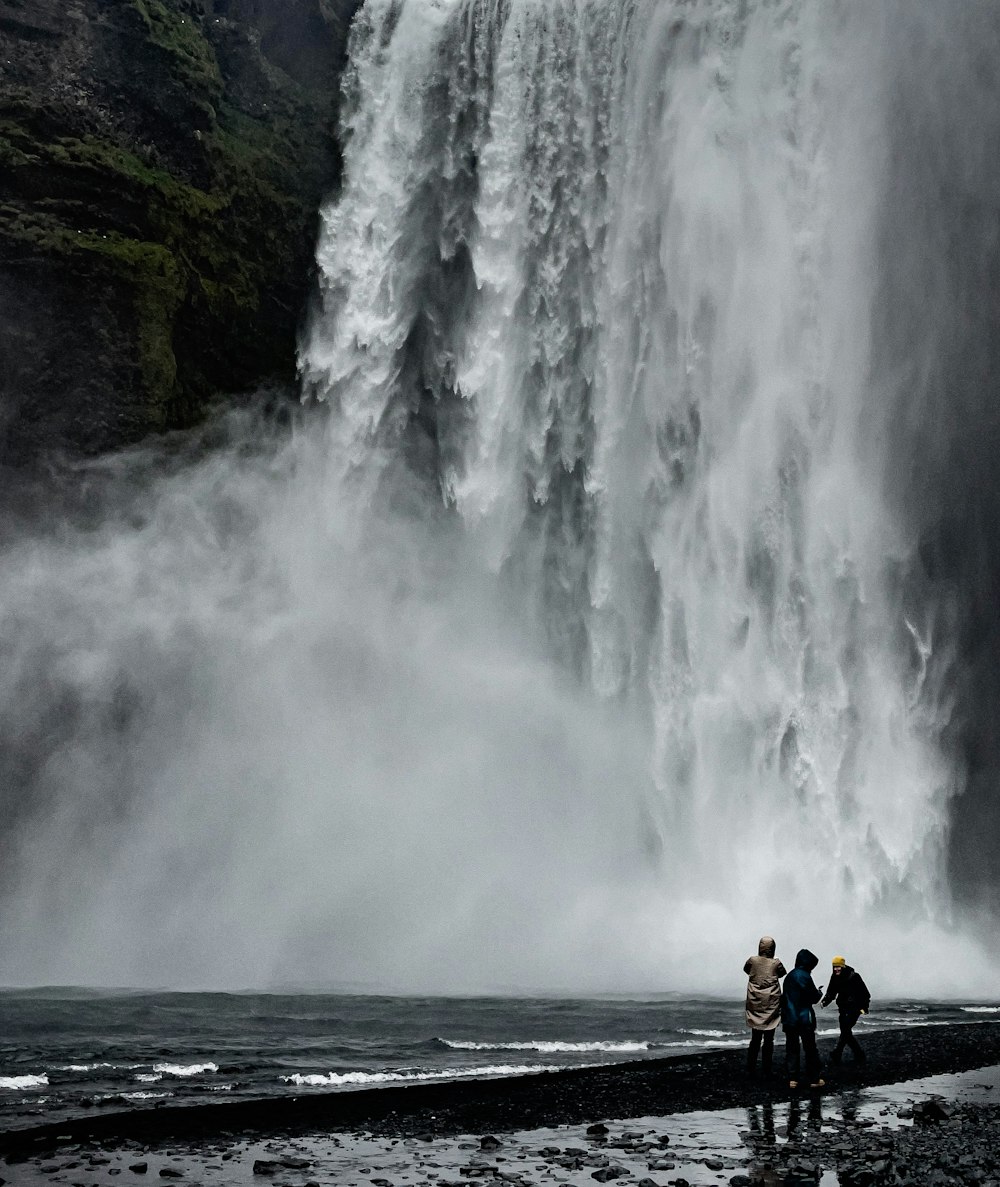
(130, 0), (222, 102)
(81, 234), (183, 424)
(0, 205), (184, 423)
(0, 0), (351, 449)
(0, 135), (31, 167)
(2, 122), (219, 214)
(0, 96), (315, 414)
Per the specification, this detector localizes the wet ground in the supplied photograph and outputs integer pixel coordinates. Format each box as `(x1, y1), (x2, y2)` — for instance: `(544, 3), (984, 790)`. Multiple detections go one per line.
(4, 1064), (999, 1187)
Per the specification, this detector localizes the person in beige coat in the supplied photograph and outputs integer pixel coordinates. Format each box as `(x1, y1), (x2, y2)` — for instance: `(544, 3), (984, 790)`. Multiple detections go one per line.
(743, 935), (787, 1077)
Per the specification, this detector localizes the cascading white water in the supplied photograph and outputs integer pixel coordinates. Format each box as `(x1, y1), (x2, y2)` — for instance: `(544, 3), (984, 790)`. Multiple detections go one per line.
(303, 0), (954, 911)
(0, 0), (997, 993)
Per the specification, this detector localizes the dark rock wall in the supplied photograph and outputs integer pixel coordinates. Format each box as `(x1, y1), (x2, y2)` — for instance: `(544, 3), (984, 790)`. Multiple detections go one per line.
(0, 0), (363, 461)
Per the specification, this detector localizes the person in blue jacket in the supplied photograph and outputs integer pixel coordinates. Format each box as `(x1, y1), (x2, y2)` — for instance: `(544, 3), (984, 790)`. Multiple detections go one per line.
(781, 948), (825, 1089)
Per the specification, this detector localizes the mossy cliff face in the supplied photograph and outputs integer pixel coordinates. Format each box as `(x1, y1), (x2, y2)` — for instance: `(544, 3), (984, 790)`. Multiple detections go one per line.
(0, 0), (363, 460)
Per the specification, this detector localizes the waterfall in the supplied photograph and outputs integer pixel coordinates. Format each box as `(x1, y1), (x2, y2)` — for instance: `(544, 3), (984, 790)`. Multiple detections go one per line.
(1, 0), (998, 992)
(302, 0), (969, 916)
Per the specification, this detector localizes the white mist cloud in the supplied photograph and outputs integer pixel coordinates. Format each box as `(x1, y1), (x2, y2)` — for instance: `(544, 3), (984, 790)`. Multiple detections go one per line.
(3, 0), (1000, 1002)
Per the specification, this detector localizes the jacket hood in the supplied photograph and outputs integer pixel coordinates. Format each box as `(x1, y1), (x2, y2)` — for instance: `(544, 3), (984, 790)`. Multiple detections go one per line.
(795, 948), (819, 971)
(758, 936), (776, 957)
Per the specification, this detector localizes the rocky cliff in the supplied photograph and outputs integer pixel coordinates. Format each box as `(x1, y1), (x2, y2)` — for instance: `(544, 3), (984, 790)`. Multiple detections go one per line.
(0, 0), (362, 461)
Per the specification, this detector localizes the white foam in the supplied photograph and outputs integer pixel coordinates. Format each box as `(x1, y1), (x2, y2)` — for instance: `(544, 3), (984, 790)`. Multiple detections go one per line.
(55, 1063), (143, 1072)
(441, 1040), (650, 1053)
(282, 1063), (563, 1088)
(121, 1091), (172, 1101)
(666, 1039), (745, 1050)
(682, 1029), (738, 1038)
(135, 1072), (164, 1083)
(152, 1062), (218, 1077)
(961, 1006), (1000, 1014)
(875, 1018), (947, 1027)
(0, 1074), (49, 1090)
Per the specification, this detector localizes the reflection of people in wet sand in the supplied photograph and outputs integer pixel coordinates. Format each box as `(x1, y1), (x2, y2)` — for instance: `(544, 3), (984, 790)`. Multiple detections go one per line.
(743, 936), (786, 1078)
(781, 948), (825, 1090)
(746, 1100), (776, 1147)
(743, 1101), (778, 1184)
(743, 1096), (821, 1184)
(836, 1087), (863, 1126)
(786, 1092), (824, 1138)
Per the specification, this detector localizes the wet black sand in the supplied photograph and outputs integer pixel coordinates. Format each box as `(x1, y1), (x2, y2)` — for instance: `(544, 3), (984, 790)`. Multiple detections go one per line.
(2, 1022), (1000, 1156)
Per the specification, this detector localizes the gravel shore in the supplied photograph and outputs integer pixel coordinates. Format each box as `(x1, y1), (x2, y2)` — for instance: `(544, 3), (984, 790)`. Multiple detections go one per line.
(1, 1023), (999, 1186)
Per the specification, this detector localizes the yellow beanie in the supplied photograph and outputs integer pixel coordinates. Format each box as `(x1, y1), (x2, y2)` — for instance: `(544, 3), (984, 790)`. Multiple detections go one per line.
(831, 955), (846, 967)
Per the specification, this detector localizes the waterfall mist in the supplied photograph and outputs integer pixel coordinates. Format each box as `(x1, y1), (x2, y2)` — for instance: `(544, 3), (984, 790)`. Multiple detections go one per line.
(2, 0), (999, 996)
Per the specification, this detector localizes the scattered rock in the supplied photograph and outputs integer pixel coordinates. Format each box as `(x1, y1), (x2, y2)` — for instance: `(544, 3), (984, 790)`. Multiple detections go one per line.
(480, 1136), (503, 1152)
(913, 1099), (953, 1122)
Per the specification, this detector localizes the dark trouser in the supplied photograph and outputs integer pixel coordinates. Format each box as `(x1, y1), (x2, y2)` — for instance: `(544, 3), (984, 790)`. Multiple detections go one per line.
(784, 1027), (821, 1081)
(833, 1011), (865, 1063)
(747, 1028), (775, 1074)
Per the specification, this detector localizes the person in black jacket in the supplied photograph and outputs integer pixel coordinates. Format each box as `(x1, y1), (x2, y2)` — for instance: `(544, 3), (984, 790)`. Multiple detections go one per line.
(781, 948), (825, 1089)
(820, 955), (871, 1065)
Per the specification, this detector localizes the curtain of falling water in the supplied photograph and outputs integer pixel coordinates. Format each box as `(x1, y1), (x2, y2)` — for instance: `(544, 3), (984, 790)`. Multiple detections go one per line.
(302, 0), (975, 923)
(0, 0), (998, 991)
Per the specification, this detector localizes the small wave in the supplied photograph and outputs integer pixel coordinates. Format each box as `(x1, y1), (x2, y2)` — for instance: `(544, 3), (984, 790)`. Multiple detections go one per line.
(664, 1039), (745, 1050)
(961, 1006), (1000, 1014)
(282, 1063), (563, 1088)
(681, 1029), (737, 1038)
(153, 1062), (219, 1077)
(0, 1074), (49, 1091)
(121, 1091), (173, 1101)
(439, 1039), (651, 1053)
(135, 1073), (164, 1083)
(54, 1062), (144, 1073)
